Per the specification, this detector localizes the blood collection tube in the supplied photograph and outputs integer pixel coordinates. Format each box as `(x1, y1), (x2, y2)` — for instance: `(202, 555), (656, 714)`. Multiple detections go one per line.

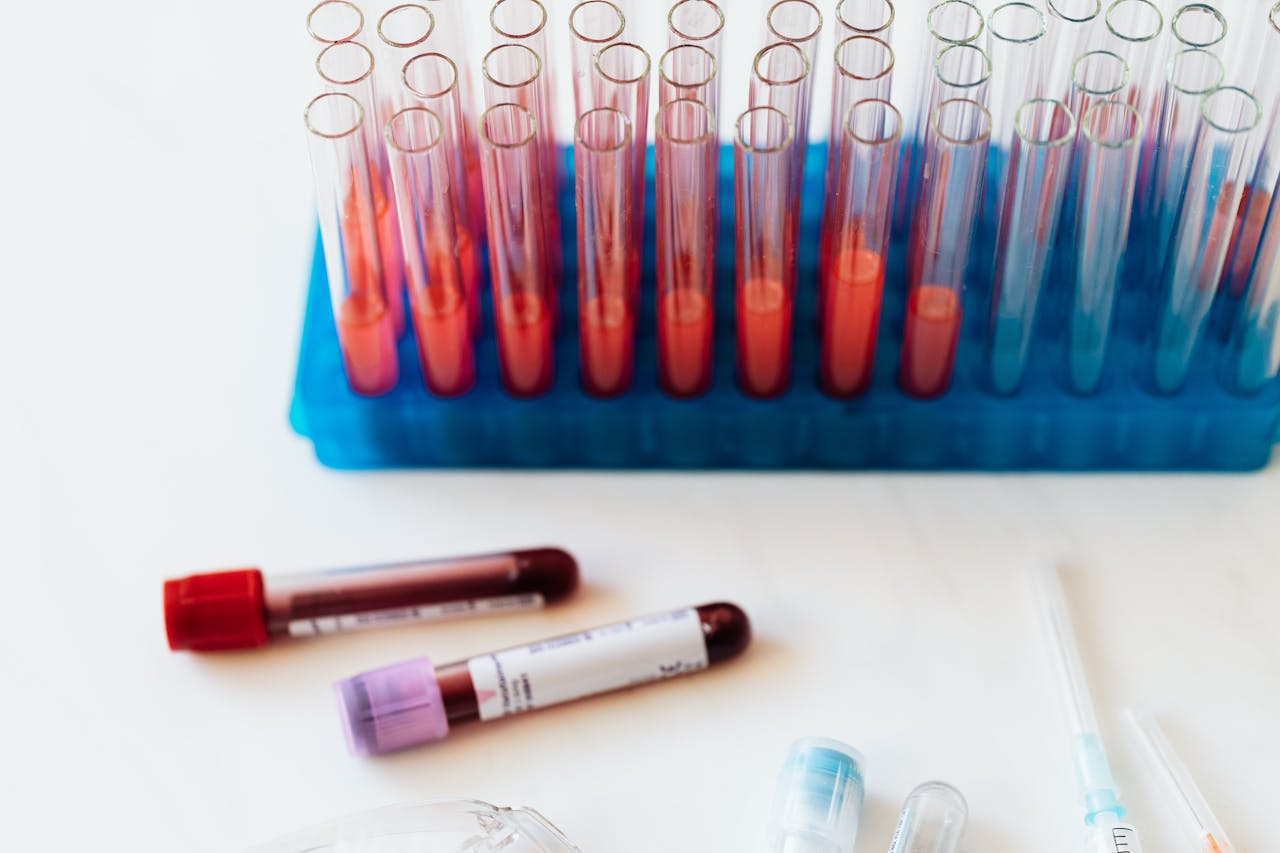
(401, 53), (483, 334)
(986, 99), (1076, 395)
(656, 99), (719, 398)
(900, 98), (991, 399)
(1067, 101), (1144, 395)
(821, 99), (902, 398)
(658, 44), (718, 115)
(307, 0), (364, 44)
(164, 547), (578, 652)
(575, 108), (637, 398)
(305, 93), (400, 396)
(1152, 87), (1262, 394)
(887, 782), (968, 853)
(385, 107), (476, 397)
(835, 0), (895, 42)
(317, 40), (407, 338)
(334, 602), (752, 756)
(735, 106), (798, 399)
(768, 738), (866, 853)
(568, 0), (626, 115)
(479, 103), (555, 397)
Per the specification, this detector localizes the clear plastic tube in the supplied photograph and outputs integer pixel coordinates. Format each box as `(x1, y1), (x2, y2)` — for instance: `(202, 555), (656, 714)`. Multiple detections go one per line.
(1068, 100), (1144, 395)
(1225, 166), (1280, 393)
(400, 53), (483, 336)
(821, 100), (902, 398)
(575, 108), (636, 398)
(658, 44), (718, 116)
(305, 92), (400, 396)
(900, 99), (991, 398)
(568, 0), (625, 114)
(317, 40), (407, 338)
(735, 106), (798, 399)
(887, 783), (967, 853)
(1153, 87), (1262, 394)
(656, 99), (719, 398)
(386, 107), (476, 397)
(308, 0), (364, 43)
(987, 99), (1076, 394)
(835, 0), (895, 40)
(478, 103), (555, 397)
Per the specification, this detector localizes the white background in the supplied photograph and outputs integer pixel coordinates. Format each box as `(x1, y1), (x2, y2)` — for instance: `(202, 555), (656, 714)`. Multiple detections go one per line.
(2, 1), (1278, 851)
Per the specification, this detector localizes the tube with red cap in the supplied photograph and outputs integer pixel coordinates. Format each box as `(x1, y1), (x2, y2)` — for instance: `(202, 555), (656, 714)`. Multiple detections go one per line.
(164, 547), (578, 652)
(334, 602), (751, 756)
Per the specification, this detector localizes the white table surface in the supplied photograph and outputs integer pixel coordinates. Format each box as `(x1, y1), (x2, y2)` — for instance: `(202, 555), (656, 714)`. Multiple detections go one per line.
(3, 1), (1278, 851)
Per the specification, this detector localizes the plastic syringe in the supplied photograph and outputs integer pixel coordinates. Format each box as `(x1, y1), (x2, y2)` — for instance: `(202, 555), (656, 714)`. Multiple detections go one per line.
(1124, 710), (1236, 853)
(1033, 565), (1144, 853)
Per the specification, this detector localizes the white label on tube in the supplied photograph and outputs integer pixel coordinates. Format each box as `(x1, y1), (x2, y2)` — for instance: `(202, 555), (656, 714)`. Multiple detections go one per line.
(466, 607), (709, 721)
(286, 593), (545, 637)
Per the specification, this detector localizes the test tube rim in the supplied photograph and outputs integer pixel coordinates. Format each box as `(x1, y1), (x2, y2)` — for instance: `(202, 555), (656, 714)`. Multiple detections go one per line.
(594, 41), (652, 85)
(905, 780), (969, 815)
(767, 0), (825, 45)
(735, 105), (795, 154)
(479, 102), (539, 149)
(835, 0), (896, 35)
(1165, 48), (1224, 96)
(481, 42), (543, 90)
(385, 105), (446, 154)
(307, 0), (365, 44)
(845, 97), (902, 146)
(1104, 0), (1164, 44)
(657, 97), (718, 145)
(1071, 50), (1131, 97)
(1047, 0), (1102, 25)
(834, 35), (895, 82)
(930, 97), (993, 145)
(989, 1), (1048, 44)
(927, 0), (986, 45)
(1272, 1), (1280, 34)
(1081, 99), (1144, 148)
(575, 106), (634, 152)
(489, 0), (549, 40)
(1171, 3), (1227, 48)
(1014, 97), (1077, 147)
(377, 4), (436, 50)
(568, 0), (626, 46)
(752, 42), (812, 87)
(316, 39), (375, 87)
(667, 0), (727, 42)
(659, 44), (718, 89)
(304, 91), (366, 139)
(1199, 85), (1262, 135)
(934, 43), (993, 91)
(402, 51), (459, 100)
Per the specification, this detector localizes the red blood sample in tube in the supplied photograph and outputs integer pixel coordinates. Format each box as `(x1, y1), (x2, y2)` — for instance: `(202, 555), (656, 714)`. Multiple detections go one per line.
(411, 284), (474, 398)
(580, 294), (634, 397)
(821, 248), (886, 398)
(496, 291), (554, 397)
(164, 547), (579, 652)
(373, 176), (407, 337)
(457, 225), (481, 333)
(737, 276), (793, 398)
(336, 290), (399, 396)
(659, 288), (714, 398)
(900, 284), (962, 398)
(335, 602), (751, 756)
(1225, 185), (1271, 297)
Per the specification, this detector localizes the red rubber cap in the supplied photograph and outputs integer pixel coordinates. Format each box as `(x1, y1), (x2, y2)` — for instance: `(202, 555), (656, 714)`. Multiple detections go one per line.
(164, 569), (269, 652)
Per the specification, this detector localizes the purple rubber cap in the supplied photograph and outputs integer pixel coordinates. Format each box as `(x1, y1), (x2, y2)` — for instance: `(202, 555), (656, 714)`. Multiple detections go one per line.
(334, 657), (451, 757)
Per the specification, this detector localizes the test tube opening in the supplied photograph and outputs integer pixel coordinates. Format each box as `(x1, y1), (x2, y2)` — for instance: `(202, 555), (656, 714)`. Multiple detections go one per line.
(1166, 48), (1224, 95)
(482, 43), (543, 91)
(660, 44), (717, 90)
(569, 0), (626, 45)
(738, 106), (795, 153)
(1171, 3), (1227, 48)
(848, 97), (902, 144)
(659, 97), (717, 143)
(1272, 1), (1280, 34)
(753, 42), (811, 87)
(403, 52), (458, 99)
(931, 96), (992, 144)
(385, 106), (445, 154)
(1082, 99), (1143, 147)
(317, 40), (376, 87)
(935, 44), (993, 92)
(1016, 97), (1077, 146)
(1105, 0), (1164, 43)
(836, 0), (895, 35)
(767, 0), (824, 44)
(576, 106), (632, 151)
(594, 41), (651, 85)
(1200, 85), (1262, 135)
(1072, 51), (1131, 98)
(377, 4), (435, 49)
(490, 0), (548, 40)
(480, 101), (539, 148)
(927, 0), (986, 45)
(305, 91), (365, 140)
(668, 0), (726, 42)
(308, 0), (364, 43)
(990, 2), (1048, 43)
(835, 36), (895, 83)
(1048, 0), (1102, 24)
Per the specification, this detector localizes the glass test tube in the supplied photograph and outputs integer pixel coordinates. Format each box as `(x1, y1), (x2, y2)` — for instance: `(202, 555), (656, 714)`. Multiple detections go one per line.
(764, 0), (824, 165)
(1153, 87), (1262, 394)
(656, 99), (719, 398)
(385, 108), (476, 397)
(373, 4), (437, 124)
(987, 99), (1077, 394)
(1101, 0), (1167, 219)
(1068, 50), (1131, 126)
(1170, 3), (1228, 51)
(901, 99), (992, 399)
(1068, 100), (1144, 395)
(735, 106), (798, 399)
(308, 0), (365, 43)
(568, 0), (626, 115)
(667, 0), (726, 124)
(1044, 0), (1103, 102)
(659, 44), (718, 116)
(305, 93), (400, 396)
(478, 103), (555, 397)
(887, 782), (968, 853)
(1226, 166), (1280, 393)
(835, 0), (895, 41)
(575, 108), (637, 398)
(402, 53), (484, 334)
(821, 100), (902, 398)
(317, 40), (407, 338)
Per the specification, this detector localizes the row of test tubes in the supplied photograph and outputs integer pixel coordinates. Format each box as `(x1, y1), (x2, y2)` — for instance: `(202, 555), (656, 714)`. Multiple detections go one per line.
(302, 0), (1280, 403)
